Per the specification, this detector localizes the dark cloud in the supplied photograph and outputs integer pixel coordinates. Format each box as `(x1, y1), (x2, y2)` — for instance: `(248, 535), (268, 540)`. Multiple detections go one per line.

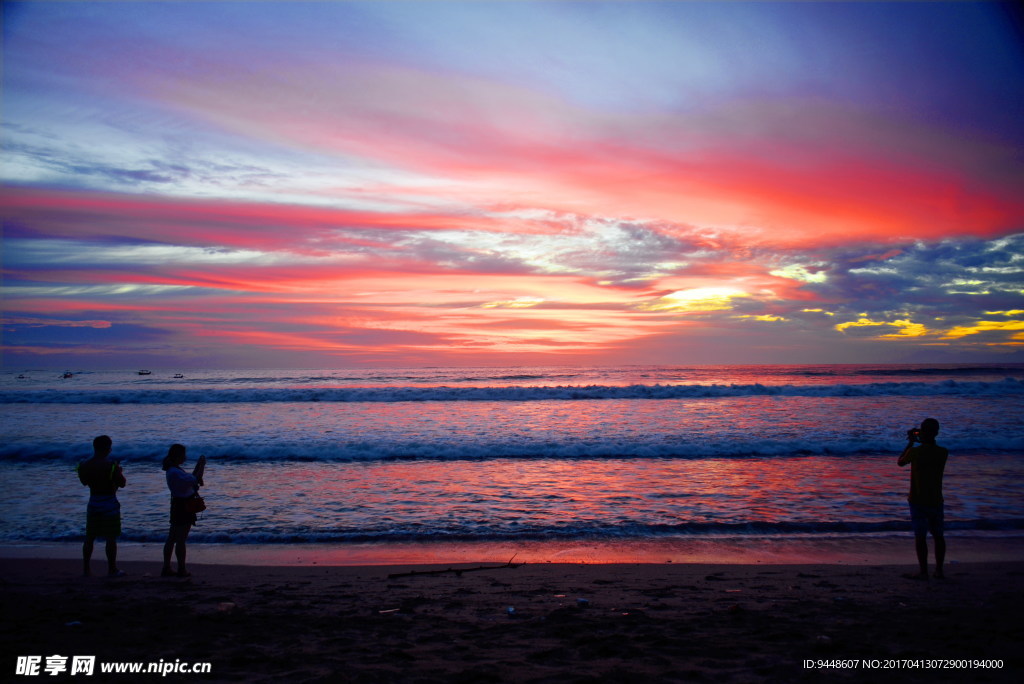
(804, 233), (1024, 317)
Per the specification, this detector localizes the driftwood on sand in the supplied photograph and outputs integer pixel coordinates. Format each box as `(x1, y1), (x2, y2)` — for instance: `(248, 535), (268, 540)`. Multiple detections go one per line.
(387, 555), (522, 579)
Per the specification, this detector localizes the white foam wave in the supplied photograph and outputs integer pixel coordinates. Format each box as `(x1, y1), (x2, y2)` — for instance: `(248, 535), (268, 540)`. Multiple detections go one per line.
(2, 378), (1022, 404)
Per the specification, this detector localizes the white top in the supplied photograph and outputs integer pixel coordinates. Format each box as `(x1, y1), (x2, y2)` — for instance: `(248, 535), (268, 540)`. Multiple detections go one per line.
(166, 466), (198, 498)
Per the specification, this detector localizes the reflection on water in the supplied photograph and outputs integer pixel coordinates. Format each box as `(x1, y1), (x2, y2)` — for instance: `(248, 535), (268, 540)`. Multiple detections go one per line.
(3, 453), (1022, 544)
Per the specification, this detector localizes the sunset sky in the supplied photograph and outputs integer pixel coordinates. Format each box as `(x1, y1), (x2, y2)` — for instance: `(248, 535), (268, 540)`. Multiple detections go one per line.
(2, 1), (1023, 368)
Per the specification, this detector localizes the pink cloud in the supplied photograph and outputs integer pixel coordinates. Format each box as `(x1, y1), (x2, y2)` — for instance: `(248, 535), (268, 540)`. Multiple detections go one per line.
(146, 61), (1023, 248)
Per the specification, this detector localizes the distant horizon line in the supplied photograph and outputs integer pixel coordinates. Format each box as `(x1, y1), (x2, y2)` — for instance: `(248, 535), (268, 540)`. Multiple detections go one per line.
(6, 361), (1024, 373)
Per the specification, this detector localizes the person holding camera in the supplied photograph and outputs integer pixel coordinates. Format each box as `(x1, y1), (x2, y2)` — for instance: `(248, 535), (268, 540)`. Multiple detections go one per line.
(161, 444), (206, 578)
(897, 418), (949, 579)
(78, 435), (127, 577)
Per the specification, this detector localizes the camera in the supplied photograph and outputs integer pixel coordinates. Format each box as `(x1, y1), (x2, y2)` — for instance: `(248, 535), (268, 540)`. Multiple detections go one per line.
(906, 428), (921, 442)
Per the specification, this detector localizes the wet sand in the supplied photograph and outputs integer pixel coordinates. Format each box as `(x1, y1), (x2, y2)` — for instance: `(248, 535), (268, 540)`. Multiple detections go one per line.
(4, 531), (1024, 566)
(2, 556), (1022, 682)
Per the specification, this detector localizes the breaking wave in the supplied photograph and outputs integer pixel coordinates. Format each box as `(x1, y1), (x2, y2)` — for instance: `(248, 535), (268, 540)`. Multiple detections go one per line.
(3, 378), (1022, 404)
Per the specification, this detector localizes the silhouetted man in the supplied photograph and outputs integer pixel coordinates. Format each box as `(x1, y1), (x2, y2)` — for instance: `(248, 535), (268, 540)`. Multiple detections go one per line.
(897, 418), (948, 579)
(78, 435), (127, 576)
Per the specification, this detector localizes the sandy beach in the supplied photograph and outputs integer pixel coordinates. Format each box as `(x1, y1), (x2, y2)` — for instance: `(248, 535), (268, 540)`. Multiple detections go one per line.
(3, 555), (1021, 683)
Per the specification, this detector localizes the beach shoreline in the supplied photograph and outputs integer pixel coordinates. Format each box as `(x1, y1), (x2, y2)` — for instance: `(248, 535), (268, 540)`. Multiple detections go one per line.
(3, 556), (1021, 682)
(3, 531), (1023, 568)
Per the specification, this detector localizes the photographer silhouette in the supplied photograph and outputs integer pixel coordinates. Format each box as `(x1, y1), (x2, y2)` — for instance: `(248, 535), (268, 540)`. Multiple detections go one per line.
(897, 418), (949, 579)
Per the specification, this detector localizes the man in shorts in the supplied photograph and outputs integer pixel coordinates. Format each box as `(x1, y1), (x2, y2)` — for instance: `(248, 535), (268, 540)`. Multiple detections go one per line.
(78, 435), (127, 577)
(897, 418), (948, 579)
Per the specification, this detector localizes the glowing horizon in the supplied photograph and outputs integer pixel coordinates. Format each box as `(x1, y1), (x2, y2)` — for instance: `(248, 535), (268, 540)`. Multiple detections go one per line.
(2, 1), (1022, 368)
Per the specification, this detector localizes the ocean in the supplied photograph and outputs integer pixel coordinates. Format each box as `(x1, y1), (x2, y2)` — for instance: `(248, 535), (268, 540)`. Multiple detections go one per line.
(1, 364), (1023, 556)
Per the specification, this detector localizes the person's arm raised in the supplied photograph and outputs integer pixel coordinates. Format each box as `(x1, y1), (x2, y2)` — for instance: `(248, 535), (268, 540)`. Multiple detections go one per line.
(192, 454), (206, 487)
(897, 429), (917, 467)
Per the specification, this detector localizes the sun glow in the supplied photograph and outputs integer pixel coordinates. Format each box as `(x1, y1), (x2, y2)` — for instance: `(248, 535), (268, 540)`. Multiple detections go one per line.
(481, 297), (546, 309)
(638, 287), (748, 313)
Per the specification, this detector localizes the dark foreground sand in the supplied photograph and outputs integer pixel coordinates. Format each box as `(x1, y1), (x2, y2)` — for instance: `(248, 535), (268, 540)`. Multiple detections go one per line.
(2, 558), (1022, 683)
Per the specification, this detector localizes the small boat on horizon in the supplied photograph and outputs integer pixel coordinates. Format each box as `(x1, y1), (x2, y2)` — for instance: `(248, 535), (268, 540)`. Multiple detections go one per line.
(61, 371), (73, 379)
(174, 373), (185, 379)
(138, 370), (152, 375)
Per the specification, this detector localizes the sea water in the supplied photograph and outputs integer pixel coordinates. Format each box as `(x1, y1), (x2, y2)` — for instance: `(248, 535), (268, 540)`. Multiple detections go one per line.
(1, 364), (1023, 553)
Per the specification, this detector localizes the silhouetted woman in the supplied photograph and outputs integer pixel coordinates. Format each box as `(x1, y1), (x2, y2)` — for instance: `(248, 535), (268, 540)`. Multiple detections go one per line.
(161, 444), (206, 577)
